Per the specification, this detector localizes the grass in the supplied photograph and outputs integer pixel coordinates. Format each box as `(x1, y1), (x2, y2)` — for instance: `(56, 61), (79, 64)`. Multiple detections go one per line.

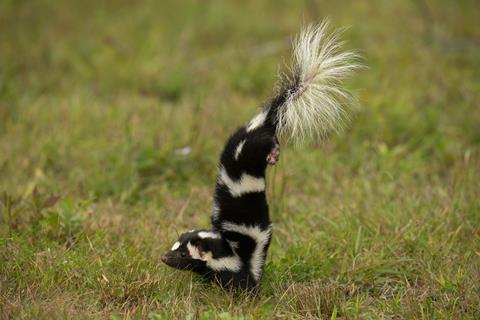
(1, 0), (479, 318)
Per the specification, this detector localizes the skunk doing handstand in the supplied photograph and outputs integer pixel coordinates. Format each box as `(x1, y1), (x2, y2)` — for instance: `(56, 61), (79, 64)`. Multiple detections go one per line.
(161, 21), (360, 290)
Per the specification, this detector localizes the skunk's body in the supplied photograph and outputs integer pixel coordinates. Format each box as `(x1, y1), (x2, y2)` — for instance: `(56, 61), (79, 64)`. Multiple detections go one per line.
(162, 22), (360, 290)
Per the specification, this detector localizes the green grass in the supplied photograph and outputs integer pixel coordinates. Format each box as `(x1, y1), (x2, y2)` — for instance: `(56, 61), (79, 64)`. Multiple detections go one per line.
(1, 0), (479, 318)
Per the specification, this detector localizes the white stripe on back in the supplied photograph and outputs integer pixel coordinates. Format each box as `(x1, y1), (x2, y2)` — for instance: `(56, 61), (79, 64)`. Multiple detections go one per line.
(234, 139), (246, 160)
(204, 253), (242, 272)
(221, 222), (272, 281)
(219, 167), (265, 197)
(246, 111), (267, 132)
(198, 231), (220, 239)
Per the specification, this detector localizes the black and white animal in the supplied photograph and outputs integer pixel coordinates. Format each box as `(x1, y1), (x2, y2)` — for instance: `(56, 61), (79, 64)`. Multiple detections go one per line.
(161, 21), (360, 290)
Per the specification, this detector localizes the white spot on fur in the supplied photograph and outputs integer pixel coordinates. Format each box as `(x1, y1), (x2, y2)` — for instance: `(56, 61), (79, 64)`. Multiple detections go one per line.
(171, 241), (180, 251)
(221, 222), (272, 281)
(234, 139), (246, 160)
(246, 110), (267, 132)
(198, 231), (220, 239)
(219, 167), (265, 197)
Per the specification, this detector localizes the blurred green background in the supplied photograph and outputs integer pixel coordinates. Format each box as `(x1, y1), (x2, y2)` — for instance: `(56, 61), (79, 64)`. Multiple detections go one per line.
(1, 0), (479, 319)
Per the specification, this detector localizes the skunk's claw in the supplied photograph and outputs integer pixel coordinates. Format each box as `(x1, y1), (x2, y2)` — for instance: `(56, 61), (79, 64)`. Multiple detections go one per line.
(267, 141), (280, 165)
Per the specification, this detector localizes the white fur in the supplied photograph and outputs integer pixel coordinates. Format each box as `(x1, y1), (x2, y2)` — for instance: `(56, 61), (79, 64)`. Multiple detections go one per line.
(227, 240), (239, 249)
(234, 139), (246, 160)
(221, 222), (272, 281)
(171, 241), (181, 251)
(211, 202), (220, 223)
(219, 167), (265, 197)
(246, 110), (268, 132)
(187, 242), (204, 260)
(187, 241), (242, 272)
(198, 231), (220, 239)
(276, 21), (361, 143)
(204, 253), (242, 272)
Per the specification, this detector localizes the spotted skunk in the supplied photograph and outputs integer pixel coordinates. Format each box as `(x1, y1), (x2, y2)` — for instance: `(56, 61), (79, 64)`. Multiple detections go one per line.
(161, 21), (360, 290)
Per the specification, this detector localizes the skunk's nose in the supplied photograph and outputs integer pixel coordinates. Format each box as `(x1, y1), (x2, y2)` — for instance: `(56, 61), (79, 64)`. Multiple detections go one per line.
(161, 255), (168, 263)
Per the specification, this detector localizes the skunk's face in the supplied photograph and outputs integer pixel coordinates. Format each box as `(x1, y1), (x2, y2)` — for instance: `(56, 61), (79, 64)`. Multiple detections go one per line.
(161, 230), (218, 271)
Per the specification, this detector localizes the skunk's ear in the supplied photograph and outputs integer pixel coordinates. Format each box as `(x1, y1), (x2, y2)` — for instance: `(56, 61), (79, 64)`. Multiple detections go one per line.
(192, 238), (209, 251)
(196, 239), (210, 261)
(189, 239), (209, 261)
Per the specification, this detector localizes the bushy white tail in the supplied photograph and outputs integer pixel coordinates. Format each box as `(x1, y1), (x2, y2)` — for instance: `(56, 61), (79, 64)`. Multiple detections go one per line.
(274, 21), (361, 144)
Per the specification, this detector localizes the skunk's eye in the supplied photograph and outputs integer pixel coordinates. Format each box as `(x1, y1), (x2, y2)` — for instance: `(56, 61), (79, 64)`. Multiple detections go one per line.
(180, 251), (187, 257)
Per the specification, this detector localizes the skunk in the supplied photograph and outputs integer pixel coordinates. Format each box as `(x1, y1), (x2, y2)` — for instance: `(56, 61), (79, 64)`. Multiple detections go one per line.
(162, 21), (360, 290)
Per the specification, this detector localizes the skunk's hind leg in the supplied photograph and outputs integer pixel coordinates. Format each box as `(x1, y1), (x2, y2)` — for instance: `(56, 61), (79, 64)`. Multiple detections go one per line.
(266, 137), (280, 165)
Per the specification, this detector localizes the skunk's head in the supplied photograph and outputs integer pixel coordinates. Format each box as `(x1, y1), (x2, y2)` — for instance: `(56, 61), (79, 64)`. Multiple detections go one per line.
(161, 230), (226, 271)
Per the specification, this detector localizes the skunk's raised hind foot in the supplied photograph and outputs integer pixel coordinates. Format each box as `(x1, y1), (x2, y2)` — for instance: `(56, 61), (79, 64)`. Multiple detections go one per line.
(266, 138), (280, 165)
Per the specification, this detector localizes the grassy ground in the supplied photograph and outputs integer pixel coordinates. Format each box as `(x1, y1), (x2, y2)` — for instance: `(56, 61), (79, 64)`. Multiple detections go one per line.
(1, 0), (479, 318)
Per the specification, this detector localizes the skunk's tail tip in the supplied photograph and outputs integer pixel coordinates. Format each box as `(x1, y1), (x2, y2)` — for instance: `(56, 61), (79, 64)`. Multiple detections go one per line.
(274, 20), (362, 144)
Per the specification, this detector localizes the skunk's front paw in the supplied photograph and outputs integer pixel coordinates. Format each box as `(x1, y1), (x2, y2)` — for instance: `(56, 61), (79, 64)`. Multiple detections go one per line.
(267, 140), (280, 165)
